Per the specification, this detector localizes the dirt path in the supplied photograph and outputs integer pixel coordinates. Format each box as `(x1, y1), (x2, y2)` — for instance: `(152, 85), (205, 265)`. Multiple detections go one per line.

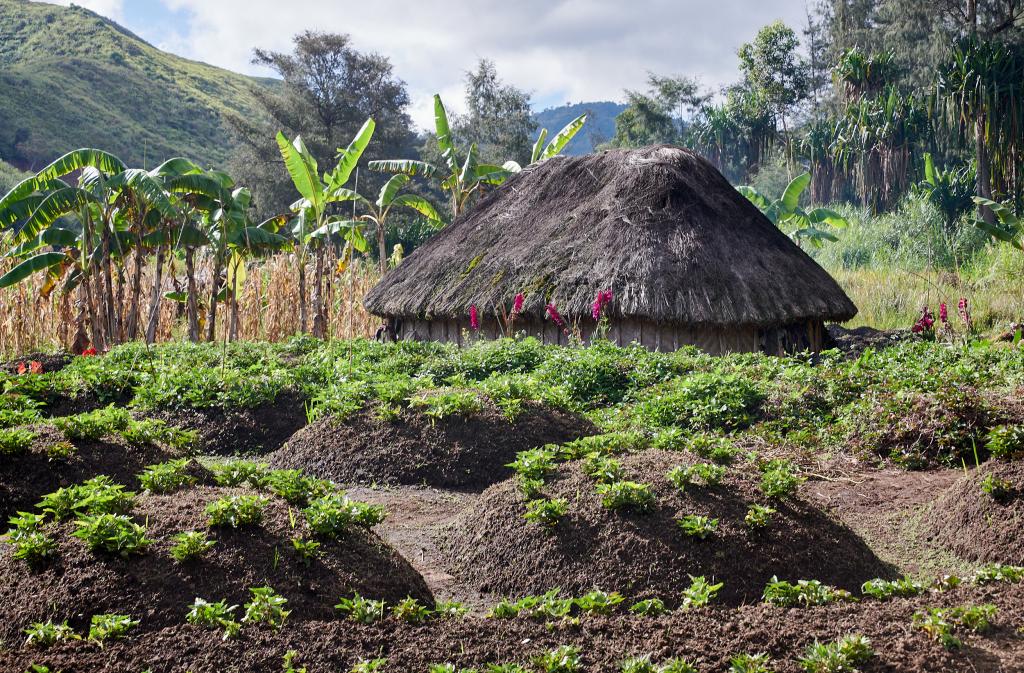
(804, 465), (968, 577)
(346, 485), (491, 608)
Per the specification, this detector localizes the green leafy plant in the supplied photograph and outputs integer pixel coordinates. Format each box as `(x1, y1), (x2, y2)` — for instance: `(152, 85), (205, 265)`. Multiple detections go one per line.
(303, 493), (386, 538)
(762, 577), (853, 607)
(121, 418), (197, 450)
(72, 514), (151, 557)
(23, 621), (80, 648)
(138, 458), (196, 494)
(507, 447), (558, 480)
(860, 577), (925, 600)
(576, 589), (624, 615)
(973, 563), (1024, 584)
(243, 586), (290, 629)
(667, 463), (724, 490)
(433, 600), (469, 620)
(335, 593), (387, 624)
(597, 481), (656, 512)
(728, 653), (773, 673)
(523, 498), (568, 528)
(744, 504), (776, 528)
(533, 645), (583, 673)
(169, 530), (216, 562)
(619, 656), (656, 673)
(583, 453), (624, 484)
(186, 597), (241, 640)
(291, 537), (322, 565)
(980, 473), (1013, 500)
(209, 459), (270, 487)
(0, 427), (35, 455)
(739, 172), (848, 247)
(265, 469), (335, 505)
(911, 605), (995, 650)
(88, 614), (139, 644)
(760, 465), (802, 499)
(676, 514), (718, 539)
(392, 596), (432, 624)
(4, 512), (56, 566)
(205, 494), (267, 528)
(681, 575), (723, 609)
(629, 598), (667, 616)
(350, 659), (388, 673)
(44, 440), (76, 460)
(53, 406), (131, 441)
(799, 634), (873, 673)
(37, 475), (135, 519)
(409, 390), (483, 420)
(517, 477), (545, 500)
(986, 424), (1024, 459)
(658, 660), (699, 673)
(283, 650), (309, 673)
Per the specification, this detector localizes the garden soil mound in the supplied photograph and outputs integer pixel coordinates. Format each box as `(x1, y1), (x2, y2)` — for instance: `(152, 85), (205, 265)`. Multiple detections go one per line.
(0, 485), (431, 642)
(268, 401), (596, 490)
(440, 450), (894, 605)
(921, 461), (1024, 565)
(153, 390), (308, 455)
(0, 426), (175, 521)
(2, 584), (1021, 673)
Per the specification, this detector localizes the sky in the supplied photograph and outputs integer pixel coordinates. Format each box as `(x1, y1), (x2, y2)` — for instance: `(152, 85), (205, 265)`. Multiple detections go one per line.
(50, 0), (811, 129)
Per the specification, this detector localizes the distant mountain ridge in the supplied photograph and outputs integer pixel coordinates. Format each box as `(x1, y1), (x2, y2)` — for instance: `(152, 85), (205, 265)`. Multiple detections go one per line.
(532, 100), (626, 155)
(0, 0), (270, 170)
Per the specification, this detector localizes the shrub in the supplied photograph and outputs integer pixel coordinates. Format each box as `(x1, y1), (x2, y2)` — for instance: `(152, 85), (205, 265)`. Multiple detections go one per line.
(676, 515), (718, 539)
(335, 593), (387, 624)
(88, 614), (139, 644)
(680, 575), (723, 609)
(629, 598), (667, 616)
(392, 597), (432, 624)
(72, 514), (151, 557)
(37, 475), (135, 520)
(762, 577), (853, 607)
(523, 498), (568, 528)
(799, 635), (873, 673)
(138, 459), (196, 494)
(597, 481), (656, 512)
(23, 621), (80, 648)
(744, 504), (776, 528)
(53, 406), (131, 441)
(304, 493), (386, 538)
(986, 424), (1024, 459)
(533, 645), (583, 673)
(205, 495), (267, 528)
(169, 530), (216, 562)
(0, 427), (35, 455)
(243, 586), (290, 629)
(186, 597), (241, 640)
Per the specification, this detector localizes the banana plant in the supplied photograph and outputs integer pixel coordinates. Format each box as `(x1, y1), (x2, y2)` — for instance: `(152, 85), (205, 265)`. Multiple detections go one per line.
(368, 95), (518, 222)
(738, 172), (848, 247)
(277, 118), (375, 336)
(973, 197), (1023, 251)
(528, 113), (588, 164)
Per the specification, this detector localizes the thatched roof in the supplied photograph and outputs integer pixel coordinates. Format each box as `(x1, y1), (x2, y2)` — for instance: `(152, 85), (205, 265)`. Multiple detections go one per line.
(364, 145), (857, 328)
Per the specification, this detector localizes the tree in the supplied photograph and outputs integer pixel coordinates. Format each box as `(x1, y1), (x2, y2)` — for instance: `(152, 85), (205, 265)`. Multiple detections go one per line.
(458, 59), (537, 166)
(738, 21), (811, 168)
(227, 31), (416, 218)
(608, 73), (706, 148)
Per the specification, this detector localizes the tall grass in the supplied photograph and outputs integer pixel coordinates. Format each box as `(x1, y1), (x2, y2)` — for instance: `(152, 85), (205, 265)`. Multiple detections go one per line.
(0, 254), (380, 358)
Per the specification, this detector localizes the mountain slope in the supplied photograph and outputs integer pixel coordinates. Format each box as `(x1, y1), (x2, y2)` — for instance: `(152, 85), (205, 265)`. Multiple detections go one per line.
(0, 0), (271, 170)
(532, 101), (626, 155)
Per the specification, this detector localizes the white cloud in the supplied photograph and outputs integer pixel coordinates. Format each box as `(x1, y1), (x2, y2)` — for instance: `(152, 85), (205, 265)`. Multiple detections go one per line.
(151, 0), (809, 128)
(48, 0), (125, 21)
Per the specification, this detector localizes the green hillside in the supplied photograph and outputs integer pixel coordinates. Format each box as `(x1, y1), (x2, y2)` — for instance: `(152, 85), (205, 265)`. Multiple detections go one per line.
(533, 101), (626, 155)
(0, 0), (271, 170)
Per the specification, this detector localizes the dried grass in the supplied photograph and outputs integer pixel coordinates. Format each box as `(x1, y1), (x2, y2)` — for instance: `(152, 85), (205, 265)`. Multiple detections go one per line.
(0, 254), (380, 357)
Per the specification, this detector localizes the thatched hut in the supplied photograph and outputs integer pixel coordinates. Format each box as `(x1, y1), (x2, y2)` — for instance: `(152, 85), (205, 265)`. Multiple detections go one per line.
(363, 145), (857, 355)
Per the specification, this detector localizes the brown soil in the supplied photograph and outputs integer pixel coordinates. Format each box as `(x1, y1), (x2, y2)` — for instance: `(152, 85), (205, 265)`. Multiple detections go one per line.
(825, 325), (910, 356)
(152, 390), (308, 455)
(269, 402), (596, 490)
(439, 450), (895, 605)
(921, 461), (1024, 566)
(1, 352), (74, 375)
(0, 485), (431, 643)
(2, 583), (1022, 672)
(0, 425), (175, 522)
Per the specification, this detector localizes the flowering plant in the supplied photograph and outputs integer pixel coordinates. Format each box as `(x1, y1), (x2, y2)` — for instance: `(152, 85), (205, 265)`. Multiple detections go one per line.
(591, 289), (613, 340)
(469, 305), (480, 332)
(16, 361), (43, 375)
(545, 303), (571, 337)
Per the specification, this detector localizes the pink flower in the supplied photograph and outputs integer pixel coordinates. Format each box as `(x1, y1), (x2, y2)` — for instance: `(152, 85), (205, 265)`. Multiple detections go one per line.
(939, 303), (948, 324)
(912, 306), (934, 334)
(545, 302), (570, 335)
(512, 293), (524, 316)
(592, 289), (613, 320)
(470, 304), (480, 331)
(958, 297), (972, 328)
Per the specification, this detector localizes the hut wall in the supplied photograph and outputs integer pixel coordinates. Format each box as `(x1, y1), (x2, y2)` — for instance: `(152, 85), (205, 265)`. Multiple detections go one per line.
(394, 317), (826, 355)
